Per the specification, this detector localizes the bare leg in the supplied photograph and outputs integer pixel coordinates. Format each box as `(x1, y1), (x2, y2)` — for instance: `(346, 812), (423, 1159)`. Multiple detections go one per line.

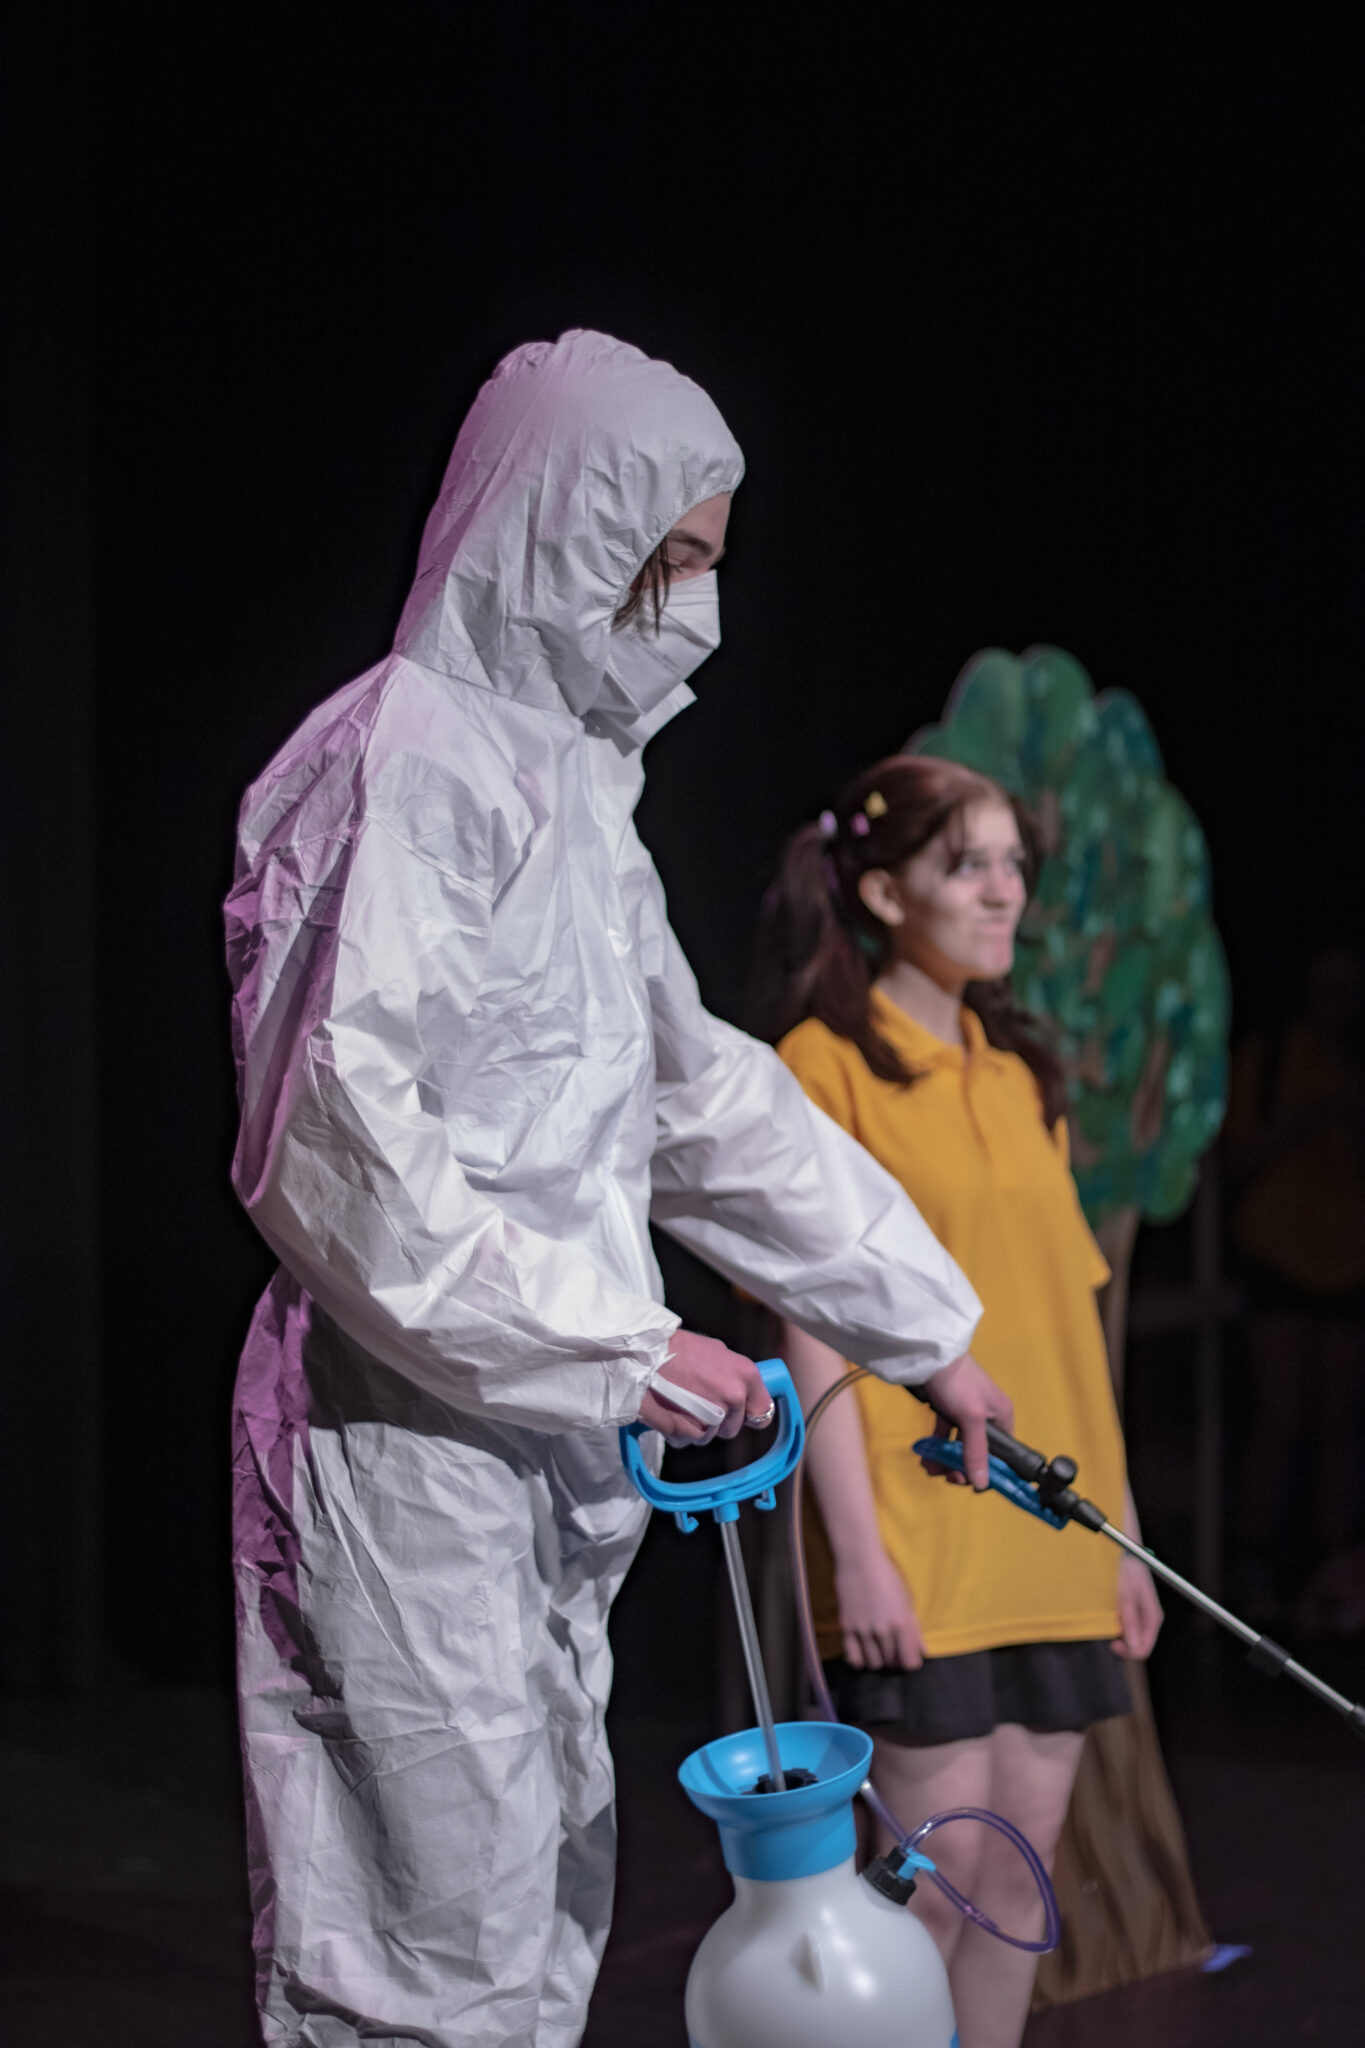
(945, 1724), (1084, 2048)
(868, 1732), (993, 1968)
(875, 1723), (1084, 2048)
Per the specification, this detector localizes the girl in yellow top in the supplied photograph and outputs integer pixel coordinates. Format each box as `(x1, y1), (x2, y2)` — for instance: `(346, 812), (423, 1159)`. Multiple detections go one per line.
(753, 753), (1162, 2048)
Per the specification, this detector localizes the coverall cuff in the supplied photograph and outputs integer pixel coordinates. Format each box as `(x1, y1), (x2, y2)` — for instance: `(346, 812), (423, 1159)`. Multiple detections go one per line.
(606, 1322), (680, 1425)
(850, 1328), (982, 1389)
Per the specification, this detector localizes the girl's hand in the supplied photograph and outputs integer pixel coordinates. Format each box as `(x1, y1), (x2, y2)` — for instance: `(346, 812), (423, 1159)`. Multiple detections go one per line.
(1113, 1553), (1164, 1659)
(834, 1548), (926, 1671)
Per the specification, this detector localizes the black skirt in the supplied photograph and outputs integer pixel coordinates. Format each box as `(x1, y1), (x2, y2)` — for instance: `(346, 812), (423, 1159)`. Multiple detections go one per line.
(824, 1639), (1132, 1744)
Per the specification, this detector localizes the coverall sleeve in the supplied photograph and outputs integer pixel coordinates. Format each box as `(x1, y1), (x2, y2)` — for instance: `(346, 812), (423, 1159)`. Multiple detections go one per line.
(644, 899), (982, 1384)
(228, 800), (679, 1435)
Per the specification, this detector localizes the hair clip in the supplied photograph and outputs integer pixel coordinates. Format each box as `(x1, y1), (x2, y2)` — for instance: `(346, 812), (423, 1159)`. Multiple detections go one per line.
(850, 813), (871, 838)
(817, 809), (838, 842)
(863, 790), (888, 820)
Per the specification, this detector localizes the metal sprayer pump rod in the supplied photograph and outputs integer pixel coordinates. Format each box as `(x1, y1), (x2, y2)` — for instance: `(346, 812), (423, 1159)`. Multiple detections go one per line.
(1101, 1522), (1365, 1731)
(718, 1517), (786, 1790)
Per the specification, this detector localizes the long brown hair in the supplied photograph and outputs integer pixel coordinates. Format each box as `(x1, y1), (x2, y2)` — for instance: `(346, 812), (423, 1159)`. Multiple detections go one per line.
(612, 539), (672, 631)
(751, 754), (1067, 1125)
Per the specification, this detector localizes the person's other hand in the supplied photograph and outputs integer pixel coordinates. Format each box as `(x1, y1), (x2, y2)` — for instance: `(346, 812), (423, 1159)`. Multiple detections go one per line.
(1113, 1553), (1164, 1659)
(919, 1351), (1015, 1490)
(637, 1331), (773, 1446)
(834, 1547), (925, 1671)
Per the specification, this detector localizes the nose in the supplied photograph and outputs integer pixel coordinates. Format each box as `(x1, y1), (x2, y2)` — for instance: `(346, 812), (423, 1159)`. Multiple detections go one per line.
(982, 864), (1024, 906)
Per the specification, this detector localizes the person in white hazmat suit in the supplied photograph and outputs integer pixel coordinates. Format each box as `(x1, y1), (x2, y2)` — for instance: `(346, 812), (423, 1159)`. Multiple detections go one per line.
(227, 328), (1008, 2048)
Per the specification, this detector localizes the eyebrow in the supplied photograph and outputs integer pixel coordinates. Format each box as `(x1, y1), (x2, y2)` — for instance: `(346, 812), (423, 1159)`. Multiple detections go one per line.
(666, 530), (725, 561)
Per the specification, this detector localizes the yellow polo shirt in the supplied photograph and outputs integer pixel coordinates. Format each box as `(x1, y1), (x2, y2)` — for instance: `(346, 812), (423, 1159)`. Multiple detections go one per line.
(780, 992), (1124, 1658)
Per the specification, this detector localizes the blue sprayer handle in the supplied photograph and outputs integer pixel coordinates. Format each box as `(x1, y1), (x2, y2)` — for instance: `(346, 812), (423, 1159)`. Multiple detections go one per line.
(912, 1436), (1069, 1529)
(621, 1359), (805, 1532)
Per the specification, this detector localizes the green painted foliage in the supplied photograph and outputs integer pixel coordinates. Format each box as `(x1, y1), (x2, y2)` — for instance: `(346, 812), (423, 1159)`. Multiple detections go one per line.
(911, 646), (1230, 1226)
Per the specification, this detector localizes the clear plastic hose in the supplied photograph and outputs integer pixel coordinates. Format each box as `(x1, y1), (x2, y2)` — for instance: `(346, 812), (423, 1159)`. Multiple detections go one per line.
(903, 1806), (1062, 1953)
(787, 1368), (1062, 1953)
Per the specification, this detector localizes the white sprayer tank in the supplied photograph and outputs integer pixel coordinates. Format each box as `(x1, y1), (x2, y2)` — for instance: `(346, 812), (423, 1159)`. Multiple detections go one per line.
(679, 1722), (958, 2048)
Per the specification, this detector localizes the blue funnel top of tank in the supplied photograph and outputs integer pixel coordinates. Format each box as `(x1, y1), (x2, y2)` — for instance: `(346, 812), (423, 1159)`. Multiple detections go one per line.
(679, 1721), (873, 1881)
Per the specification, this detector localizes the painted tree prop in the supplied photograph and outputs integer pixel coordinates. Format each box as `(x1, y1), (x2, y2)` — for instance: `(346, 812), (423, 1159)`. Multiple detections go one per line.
(911, 645), (1230, 1226)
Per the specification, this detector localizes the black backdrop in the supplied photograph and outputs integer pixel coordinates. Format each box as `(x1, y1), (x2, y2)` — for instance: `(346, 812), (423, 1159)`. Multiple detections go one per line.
(2, 4), (1361, 1685)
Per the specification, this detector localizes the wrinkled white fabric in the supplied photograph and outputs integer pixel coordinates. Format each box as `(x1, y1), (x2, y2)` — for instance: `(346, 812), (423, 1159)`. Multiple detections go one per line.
(227, 329), (980, 2048)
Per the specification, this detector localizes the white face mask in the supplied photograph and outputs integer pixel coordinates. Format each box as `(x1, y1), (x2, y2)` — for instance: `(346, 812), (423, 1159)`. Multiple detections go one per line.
(587, 570), (722, 748)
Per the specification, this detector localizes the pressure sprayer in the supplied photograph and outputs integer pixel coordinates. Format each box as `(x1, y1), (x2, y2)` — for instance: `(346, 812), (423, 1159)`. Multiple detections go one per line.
(622, 1359), (1365, 2048)
(621, 1361), (1058, 2048)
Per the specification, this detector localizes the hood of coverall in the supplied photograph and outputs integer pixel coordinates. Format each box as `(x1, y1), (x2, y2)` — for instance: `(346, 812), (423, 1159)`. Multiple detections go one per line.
(393, 329), (745, 746)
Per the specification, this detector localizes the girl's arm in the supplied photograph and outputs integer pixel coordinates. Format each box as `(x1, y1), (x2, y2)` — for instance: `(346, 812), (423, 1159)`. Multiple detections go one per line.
(782, 1319), (926, 1670)
(1113, 1482), (1164, 1659)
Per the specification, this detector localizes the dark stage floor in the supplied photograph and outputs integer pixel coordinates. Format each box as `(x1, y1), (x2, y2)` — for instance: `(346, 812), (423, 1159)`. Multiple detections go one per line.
(2, 1632), (1362, 2046)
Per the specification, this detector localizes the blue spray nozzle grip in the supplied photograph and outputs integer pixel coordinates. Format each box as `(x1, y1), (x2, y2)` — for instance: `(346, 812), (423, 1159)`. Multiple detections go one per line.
(621, 1359), (806, 1532)
(912, 1436), (1068, 1529)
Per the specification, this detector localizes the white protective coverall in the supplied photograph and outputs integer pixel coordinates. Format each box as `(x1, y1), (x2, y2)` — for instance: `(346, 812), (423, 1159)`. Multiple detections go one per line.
(227, 329), (981, 2048)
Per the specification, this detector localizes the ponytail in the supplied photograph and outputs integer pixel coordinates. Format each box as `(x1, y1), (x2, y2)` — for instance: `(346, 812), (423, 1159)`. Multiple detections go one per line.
(750, 821), (911, 1081)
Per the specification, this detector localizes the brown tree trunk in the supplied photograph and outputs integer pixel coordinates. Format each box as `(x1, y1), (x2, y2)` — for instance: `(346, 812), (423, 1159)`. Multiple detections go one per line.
(1032, 1206), (1213, 2006)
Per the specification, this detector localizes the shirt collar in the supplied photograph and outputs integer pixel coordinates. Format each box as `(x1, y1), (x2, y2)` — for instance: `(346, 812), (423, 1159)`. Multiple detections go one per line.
(869, 986), (997, 1071)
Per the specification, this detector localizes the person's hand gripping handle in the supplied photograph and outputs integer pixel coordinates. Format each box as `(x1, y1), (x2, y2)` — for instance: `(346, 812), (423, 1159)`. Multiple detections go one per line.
(639, 1331), (776, 1447)
(919, 1351), (1015, 1490)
